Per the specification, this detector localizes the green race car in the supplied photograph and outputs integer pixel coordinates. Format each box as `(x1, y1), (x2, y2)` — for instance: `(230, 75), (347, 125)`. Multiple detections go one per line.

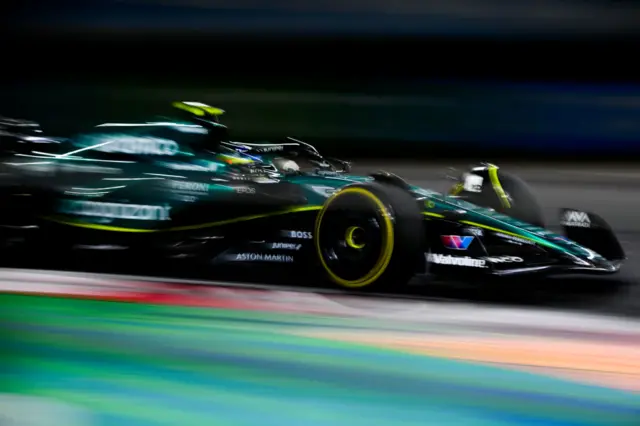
(0, 102), (625, 290)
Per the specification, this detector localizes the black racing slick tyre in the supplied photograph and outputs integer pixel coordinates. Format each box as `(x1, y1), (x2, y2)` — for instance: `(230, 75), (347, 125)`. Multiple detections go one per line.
(450, 167), (545, 228)
(314, 182), (424, 291)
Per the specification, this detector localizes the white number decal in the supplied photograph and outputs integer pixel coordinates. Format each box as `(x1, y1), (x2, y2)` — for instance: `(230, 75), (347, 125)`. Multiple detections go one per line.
(463, 173), (483, 193)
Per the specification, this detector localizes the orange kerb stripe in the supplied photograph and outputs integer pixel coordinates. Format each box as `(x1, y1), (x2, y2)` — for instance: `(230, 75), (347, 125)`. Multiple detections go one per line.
(301, 332), (640, 392)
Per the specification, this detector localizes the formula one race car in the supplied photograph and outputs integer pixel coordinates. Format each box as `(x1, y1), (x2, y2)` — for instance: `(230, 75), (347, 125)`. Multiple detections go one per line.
(0, 102), (626, 290)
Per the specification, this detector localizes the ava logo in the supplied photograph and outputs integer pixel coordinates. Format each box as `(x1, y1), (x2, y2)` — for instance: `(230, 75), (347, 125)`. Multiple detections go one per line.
(561, 210), (590, 228)
(441, 235), (474, 250)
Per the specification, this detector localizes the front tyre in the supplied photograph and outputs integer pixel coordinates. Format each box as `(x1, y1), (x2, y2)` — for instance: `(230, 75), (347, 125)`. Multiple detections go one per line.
(314, 182), (424, 291)
(450, 165), (545, 227)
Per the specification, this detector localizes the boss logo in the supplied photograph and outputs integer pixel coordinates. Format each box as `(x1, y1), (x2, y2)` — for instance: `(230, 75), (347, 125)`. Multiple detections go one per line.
(281, 230), (313, 239)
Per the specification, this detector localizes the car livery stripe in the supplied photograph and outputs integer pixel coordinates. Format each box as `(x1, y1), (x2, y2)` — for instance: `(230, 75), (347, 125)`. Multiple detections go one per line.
(42, 206), (323, 233)
(488, 164), (512, 209)
(422, 212), (445, 218)
(459, 220), (564, 251)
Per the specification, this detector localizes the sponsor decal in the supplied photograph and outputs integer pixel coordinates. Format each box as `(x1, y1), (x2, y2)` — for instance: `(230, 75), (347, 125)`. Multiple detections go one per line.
(254, 145), (284, 152)
(561, 210), (591, 228)
(252, 176), (279, 183)
(463, 173), (483, 193)
(441, 235), (474, 250)
(308, 185), (337, 197)
(464, 227), (484, 237)
(235, 186), (256, 194)
(483, 256), (523, 263)
(282, 230), (313, 239)
(271, 242), (302, 250)
(89, 135), (180, 156)
(158, 161), (220, 172)
(229, 174), (251, 181)
(60, 200), (171, 221)
(235, 253), (294, 262)
(315, 170), (340, 176)
(494, 232), (534, 246)
(169, 180), (209, 193)
(427, 253), (486, 268)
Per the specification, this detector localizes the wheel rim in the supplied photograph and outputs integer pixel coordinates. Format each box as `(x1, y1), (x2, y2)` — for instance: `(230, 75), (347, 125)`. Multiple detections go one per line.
(315, 187), (394, 288)
(345, 226), (366, 249)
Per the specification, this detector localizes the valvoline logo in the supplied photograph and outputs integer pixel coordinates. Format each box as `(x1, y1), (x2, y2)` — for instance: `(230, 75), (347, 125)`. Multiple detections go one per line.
(441, 235), (474, 250)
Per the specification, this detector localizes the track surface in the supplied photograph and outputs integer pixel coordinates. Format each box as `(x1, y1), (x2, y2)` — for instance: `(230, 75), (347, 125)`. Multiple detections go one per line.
(3, 292), (639, 425)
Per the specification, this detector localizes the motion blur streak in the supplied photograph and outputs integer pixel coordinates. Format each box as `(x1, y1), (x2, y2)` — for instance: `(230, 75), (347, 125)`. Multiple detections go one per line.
(2, 284), (640, 425)
(18, 0), (640, 34)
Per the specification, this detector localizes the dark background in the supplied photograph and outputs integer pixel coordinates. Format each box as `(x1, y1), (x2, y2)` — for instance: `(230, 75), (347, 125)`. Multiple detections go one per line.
(3, 0), (640, 160)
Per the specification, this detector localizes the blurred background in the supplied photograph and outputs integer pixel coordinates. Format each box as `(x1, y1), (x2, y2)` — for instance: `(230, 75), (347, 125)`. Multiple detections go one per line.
(3, 0), (640, 159)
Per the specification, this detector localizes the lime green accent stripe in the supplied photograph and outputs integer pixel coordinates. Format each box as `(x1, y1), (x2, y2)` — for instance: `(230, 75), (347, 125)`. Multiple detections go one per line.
(459, 220), (563, 250)
(172, 102), (225, 117)
(43, 206), (322, 233)
(487, 164), (511, 209)
(422, 212), (445, 218)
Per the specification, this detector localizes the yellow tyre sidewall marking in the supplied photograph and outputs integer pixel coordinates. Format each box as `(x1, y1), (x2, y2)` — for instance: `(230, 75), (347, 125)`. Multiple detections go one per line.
(314, 187), (394, 288)
(345, 226), (365, 249)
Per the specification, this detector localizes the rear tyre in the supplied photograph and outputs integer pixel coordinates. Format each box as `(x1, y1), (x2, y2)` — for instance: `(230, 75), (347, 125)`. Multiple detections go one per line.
(314, 182), (424, 291)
